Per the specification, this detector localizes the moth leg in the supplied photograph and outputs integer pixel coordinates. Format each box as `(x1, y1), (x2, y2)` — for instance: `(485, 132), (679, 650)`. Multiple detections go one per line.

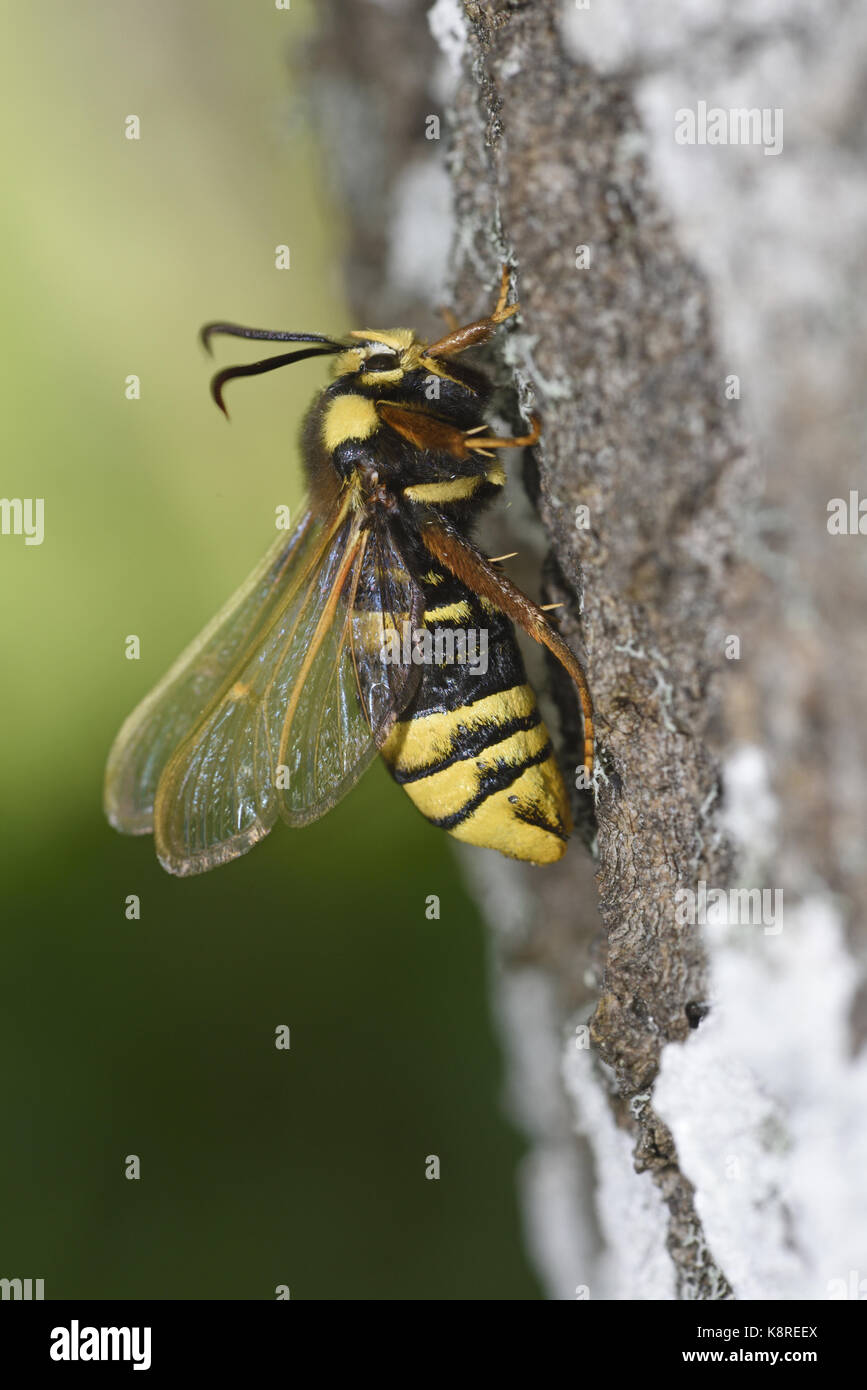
(466, 414), (541, 454)
(420, 519), (595, 781)
(424, 264), (519, 360)
(377, 401), (475, 457)
(490, 262), (516, 325)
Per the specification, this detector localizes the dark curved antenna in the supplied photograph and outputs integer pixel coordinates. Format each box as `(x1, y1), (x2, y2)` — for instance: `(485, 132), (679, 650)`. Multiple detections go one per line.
(200, 322), (341, 355)
(208, 344), (342, 417)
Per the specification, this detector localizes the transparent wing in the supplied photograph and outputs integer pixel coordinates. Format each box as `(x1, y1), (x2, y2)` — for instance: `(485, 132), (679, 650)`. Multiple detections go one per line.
(152, 511), (423, 876)
(105, 505), (326, 835)
(274, 515), (425, 825)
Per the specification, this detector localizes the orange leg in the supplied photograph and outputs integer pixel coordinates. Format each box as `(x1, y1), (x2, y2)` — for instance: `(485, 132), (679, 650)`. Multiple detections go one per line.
(424, 264), (519, 360)
(489, 263), (515, 324)
(420, 519), (595, 781)
(466, 413), (541, 456)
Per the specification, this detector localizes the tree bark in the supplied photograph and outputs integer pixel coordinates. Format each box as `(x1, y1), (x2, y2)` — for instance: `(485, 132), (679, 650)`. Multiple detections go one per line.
(305, 0), (867, 1301)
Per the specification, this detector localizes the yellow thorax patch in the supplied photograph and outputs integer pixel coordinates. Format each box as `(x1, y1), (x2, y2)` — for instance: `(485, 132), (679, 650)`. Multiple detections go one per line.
(321, 394), (380, 451)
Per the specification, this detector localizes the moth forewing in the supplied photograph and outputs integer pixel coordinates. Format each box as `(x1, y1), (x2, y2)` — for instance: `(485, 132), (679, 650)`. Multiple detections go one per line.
(149, 499), (354, 875)
(104, 506), (320, 836)
(151, 508), (423, 874)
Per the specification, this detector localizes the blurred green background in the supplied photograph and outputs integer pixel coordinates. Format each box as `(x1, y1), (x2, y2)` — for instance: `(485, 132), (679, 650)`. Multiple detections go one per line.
(0, 1), (539, 1298)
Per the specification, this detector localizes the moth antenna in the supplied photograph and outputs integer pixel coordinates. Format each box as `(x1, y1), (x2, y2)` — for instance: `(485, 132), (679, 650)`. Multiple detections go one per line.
(200, 323), (341, 356)
(209, 344), (341, 417)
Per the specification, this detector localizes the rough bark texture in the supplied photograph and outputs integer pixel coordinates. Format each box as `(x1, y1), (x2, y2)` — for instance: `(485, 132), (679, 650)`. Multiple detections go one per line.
(441, 3), (741, 1301)
(304, 0), (867, 1300)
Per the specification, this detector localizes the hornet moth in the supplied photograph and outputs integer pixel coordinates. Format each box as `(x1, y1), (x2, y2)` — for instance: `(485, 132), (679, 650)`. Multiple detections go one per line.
(104, 268), (594, 875)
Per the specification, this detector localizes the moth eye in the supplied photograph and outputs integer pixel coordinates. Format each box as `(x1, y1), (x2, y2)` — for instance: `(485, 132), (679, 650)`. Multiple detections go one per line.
(364, 353), (398, 372)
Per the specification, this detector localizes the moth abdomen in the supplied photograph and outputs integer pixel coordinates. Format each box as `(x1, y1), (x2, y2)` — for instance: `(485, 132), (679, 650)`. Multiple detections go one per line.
(380, 567), (572, 865)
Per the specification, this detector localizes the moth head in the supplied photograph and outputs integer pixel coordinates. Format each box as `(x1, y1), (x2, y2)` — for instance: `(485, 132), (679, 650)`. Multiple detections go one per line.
(332, 327), (486, 401)
(332, 329), (417, 386)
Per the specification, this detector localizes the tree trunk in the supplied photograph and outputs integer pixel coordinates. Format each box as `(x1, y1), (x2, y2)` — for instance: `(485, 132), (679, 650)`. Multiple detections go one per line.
(305, 0), (867, 1301)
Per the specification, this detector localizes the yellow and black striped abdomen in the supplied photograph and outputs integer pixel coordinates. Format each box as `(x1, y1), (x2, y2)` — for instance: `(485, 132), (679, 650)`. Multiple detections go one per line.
(380, 569), (572, 864)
